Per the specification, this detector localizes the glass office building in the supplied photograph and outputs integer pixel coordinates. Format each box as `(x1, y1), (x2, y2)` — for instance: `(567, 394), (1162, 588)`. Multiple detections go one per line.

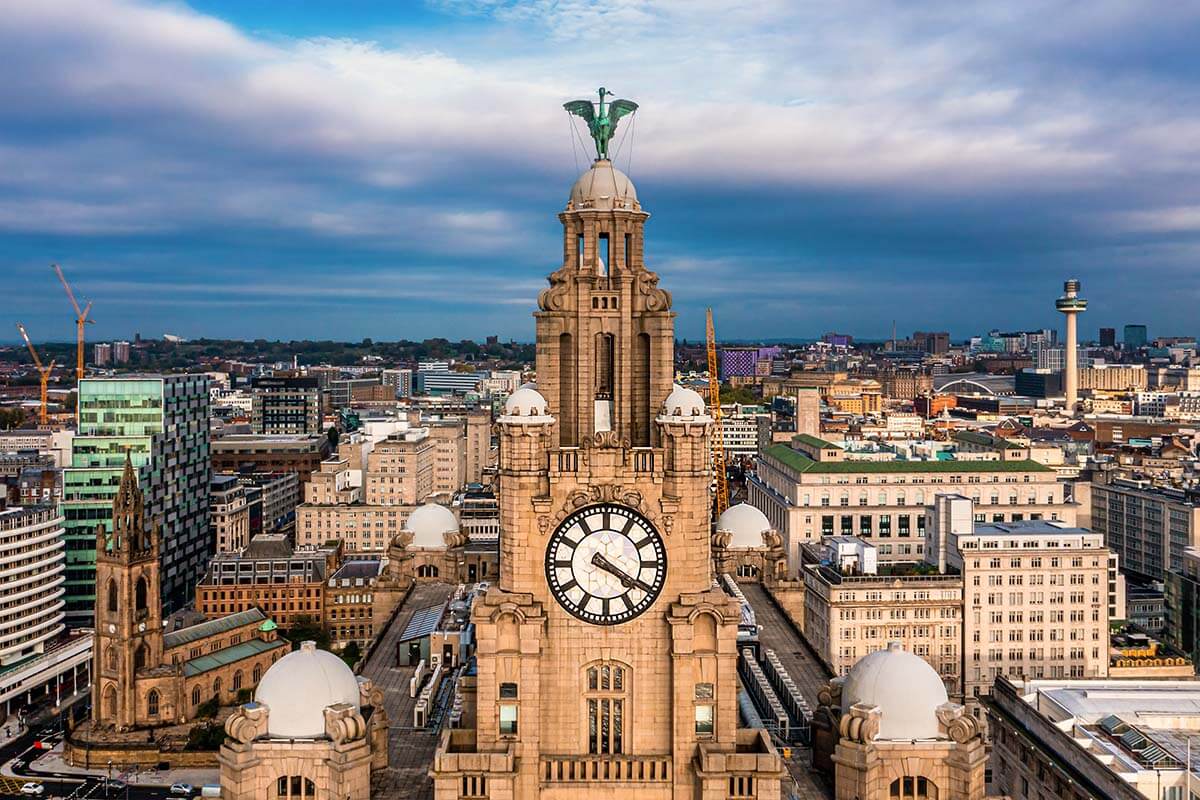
(62, 375), (210, 624)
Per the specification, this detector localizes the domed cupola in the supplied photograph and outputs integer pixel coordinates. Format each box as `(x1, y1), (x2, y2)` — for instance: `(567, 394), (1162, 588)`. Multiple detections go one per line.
(658, 384), (709, 423)
(716, 503), (771, 549)
(254, 641), (362, 738)
(404, 503), (461, 550)
(841, 642), (949, 740)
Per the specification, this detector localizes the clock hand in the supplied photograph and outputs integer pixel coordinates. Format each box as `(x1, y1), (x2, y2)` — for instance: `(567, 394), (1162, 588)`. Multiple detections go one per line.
(590, 552), (654, 594)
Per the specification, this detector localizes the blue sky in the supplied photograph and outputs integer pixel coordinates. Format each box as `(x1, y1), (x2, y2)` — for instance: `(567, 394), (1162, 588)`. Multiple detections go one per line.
(4, 1), (1200, 343)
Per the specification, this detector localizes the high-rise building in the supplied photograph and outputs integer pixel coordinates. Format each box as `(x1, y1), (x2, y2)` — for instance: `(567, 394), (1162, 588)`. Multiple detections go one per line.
(381, 367), (413, 398)
(93, 342), (112, 366)
(251, 376), (322, 434)
(1124, 323), (1148, 348)
(428, 151), (782, 794)
(1099, 327), (1116, 348)
(1080, 478), (1200, 581)
(62, 374), (210, 623)
(112, 340), (131, 364)
(912, 330), (950, 354)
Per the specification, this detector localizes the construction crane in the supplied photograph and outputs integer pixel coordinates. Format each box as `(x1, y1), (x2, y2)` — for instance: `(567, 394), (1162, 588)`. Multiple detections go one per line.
(705, 307), (729, 518)
(16, 324), (56, 425)
(52, 263), (94, 381)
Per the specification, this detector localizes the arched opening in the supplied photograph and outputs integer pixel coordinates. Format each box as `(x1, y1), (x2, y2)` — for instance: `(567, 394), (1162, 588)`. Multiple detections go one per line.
(584, 661), (629, 755)
(102, 684), (117, 720)
(213, 677), (222, 698)
(890, 776), (937, 799)
(559, 332), (576, 445)
(693, 613), (718, 653)
(147, 690), (159, 717)
(736, 563), (759, 579)
(135, 576), (148, 614)
(192, 686), (201, 707)
(233, 670), (243, 692)
(633, 332), (651, 446)
(253, 664), (262, 683)
(105, 645), (118, 673)
(134, 644), (147, 672)
(106, 579), (118, 614)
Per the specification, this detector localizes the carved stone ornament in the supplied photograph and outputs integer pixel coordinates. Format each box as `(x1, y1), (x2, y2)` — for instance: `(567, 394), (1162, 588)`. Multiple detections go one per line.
(838, 703), (881, 744)
(325, 703), (367, 744)
(585, 430), (630, 449)
(936, 702), (981, 743)
(225, 702), (269, 744)
(538, 265), (572, 311)
(711, 531), (733, 550)
(634, 269), (672, 312)
(546, 484), (657, 532)
(817, 680), (842, 710)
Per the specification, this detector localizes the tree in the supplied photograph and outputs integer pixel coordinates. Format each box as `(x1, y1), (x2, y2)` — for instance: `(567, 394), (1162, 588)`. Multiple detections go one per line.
(327, 426), (340, 448)
(718, 384), (758, 405)
(284, 615), (331, 651)
(340, 641), (362, 669)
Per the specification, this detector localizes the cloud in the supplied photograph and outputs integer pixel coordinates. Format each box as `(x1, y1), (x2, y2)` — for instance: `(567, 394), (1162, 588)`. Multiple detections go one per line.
(2, 0), (1200, 341)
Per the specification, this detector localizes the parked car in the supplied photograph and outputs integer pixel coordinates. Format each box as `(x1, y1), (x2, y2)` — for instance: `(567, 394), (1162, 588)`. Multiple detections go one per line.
(19, 783), (44, 796)
(170, 783), (194, 796)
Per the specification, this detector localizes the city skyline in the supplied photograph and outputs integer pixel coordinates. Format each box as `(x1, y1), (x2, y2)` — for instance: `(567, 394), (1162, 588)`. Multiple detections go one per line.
(5, 1), (1200, 342)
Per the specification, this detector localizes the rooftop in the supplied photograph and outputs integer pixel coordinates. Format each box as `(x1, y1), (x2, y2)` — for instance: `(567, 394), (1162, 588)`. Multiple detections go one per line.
(763, 444), (1052, 474)
(183, 636), (282, 677)
(164, 607), (268, 650)
(972, 519), (1092, 536)
(793, 433), (841, 451)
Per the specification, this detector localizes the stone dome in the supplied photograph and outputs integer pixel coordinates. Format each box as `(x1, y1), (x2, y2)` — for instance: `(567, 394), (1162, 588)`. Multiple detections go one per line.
(660, 384), (707, 419)
(255, 641), (361, 738)
(841, 641), (948, 740)
(503, 386), (549, 418)
(717, 503), (771, 549)
(568, 160), (640, 211)
(405, 502), (459, 549)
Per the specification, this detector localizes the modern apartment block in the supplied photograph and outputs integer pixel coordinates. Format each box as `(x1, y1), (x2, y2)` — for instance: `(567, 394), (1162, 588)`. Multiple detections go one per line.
(750, 437), (1075, 572)
(802, 537), (964, 698)
(62, 375), (209, 623)
(930, 495), (1110, 719)
(1081, 477), (1200, 581)
(251, 376), (322, 434)
(364, 429), (435, 505)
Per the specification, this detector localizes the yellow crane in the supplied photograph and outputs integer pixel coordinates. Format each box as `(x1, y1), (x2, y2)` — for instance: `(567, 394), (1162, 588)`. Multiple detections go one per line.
(16, 323), (56, 425)
(52, 263), (94, 381)
(705, 307), (729, 517)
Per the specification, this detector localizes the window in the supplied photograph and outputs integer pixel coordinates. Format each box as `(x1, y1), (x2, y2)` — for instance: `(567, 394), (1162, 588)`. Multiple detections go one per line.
(500, 682), (518, 699)
(253, 664), (262, 683)
(585, 662), (627, 754)
(276, 776), (316, 798)
(147, 690), (159, 717)
(499, 703), (518, 736)
(107, 579), (118, 614)
(192, 686), (201, 706)
(695, 704), (714, 736)
(889, 776), (937, 798)
(233, 671), (243, 692)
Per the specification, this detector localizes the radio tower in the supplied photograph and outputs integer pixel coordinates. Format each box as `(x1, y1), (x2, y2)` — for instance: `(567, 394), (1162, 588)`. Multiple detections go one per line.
(1055, 279), (1087, 414)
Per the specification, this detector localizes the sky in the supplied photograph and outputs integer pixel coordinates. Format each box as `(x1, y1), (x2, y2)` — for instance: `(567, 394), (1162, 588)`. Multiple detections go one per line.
(3, 0), (1200, 344)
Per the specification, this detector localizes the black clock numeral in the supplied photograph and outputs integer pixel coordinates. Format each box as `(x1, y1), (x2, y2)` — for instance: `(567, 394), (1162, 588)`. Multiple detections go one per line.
(640, 559), (659, 569)
(631, 536), (652, 549)
(560, 578), (579, 593)
(554, 559), (573, 568)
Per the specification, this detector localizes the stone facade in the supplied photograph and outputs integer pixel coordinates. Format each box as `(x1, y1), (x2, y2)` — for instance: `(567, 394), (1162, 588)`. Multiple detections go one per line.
(429, 159), (783, 799)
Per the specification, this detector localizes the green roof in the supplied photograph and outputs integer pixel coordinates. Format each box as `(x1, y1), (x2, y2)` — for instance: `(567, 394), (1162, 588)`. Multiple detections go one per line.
(763, 444), (1052, 474)
(793, 433), (841, 451)
(164, 608), (268, 650)
(183, 637), (284, 677)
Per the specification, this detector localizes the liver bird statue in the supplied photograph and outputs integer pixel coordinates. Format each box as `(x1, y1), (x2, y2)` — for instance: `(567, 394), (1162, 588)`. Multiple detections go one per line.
(564, 87), (638, 161)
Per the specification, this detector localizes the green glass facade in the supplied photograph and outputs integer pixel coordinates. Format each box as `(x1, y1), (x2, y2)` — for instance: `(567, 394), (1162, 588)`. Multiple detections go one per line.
(62, 376), (210, 624)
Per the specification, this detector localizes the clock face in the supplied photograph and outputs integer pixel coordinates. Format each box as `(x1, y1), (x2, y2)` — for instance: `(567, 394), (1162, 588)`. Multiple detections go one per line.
(545, 503), (666, 625)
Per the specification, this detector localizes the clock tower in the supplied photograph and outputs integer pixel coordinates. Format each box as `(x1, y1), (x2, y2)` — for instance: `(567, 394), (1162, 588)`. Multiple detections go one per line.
(431, 94), (783, 800)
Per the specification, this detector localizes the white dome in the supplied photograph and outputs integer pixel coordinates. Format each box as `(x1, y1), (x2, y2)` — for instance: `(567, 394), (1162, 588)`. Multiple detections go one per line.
(568, 160), (640, 210)
(405, 502), (459, 549)
(841, 641), (948, 740)
(660, 384), (707, 419)
(503, 386), (549, 418)
(717, 503), (771, 549)
(255, 641), (361, 738)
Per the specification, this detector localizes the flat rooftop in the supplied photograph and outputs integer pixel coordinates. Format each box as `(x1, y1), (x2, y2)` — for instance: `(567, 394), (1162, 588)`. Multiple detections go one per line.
(973, 520), (1091, 536)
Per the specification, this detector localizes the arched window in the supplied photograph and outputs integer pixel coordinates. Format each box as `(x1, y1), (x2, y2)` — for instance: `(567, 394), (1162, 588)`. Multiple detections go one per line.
(233, 671), (243, 692)
(192, 686), (201, 707)
(147, 690), (159, 717)
(105, 645), (118, 672)
(106, 579), (118, 614)
(134, 644), (147, 672)
(584, 661), (629, 755)
(276, 776), (316, 798)
(890, 776), (937, 799)
(102, 684), (118, 720)
(213, 677), (222, 697)
(253, 664), (262, 683)
(135, 576), (148, 613)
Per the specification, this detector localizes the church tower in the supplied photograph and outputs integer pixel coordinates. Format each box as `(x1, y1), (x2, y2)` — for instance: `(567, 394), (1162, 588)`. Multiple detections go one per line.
(92, 452), (164, 730)
(432, 92), (782, 799)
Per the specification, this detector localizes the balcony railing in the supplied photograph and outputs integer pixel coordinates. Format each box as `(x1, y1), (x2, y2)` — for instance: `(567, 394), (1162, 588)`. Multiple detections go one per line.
(541, 755), (671, 784)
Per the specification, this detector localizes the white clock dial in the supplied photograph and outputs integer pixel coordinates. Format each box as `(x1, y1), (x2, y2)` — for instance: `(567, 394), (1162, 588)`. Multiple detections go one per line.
(545, 503), (666, 625)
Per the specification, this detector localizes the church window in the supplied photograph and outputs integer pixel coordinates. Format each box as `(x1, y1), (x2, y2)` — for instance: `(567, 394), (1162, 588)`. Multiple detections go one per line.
(233, 671), (243, 692)
(192, 686), (201, 707)
(147, 690), (159, 717)
(105, 645), (118, 672)
(584, 661), (627, 754)
(106, 579), (118, 614)
(135, 576), (148, 615)
(134, 645), (147, 672)
(253, 664), (262, 683)
(213, 677), (222, 697)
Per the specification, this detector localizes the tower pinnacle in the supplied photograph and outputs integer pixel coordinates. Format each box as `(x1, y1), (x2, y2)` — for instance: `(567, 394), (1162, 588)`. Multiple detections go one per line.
(1055, 279), (1087, 415)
